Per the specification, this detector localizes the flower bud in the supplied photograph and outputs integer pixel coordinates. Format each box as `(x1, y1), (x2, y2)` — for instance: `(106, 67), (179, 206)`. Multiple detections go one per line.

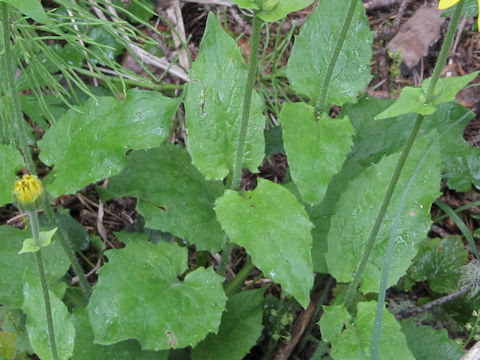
(13, 174), (44, 209)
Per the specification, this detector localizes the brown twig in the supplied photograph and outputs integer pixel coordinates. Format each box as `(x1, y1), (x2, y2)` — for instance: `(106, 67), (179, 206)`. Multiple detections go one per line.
(88, 0), (189, 81)
(272, 287), (327, 360)
(396, 284), (474, 320)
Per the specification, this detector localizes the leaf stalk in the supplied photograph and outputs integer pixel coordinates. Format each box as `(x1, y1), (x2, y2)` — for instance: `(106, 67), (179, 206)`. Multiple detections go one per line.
(314, 0), (358, 117)
(231, 13), (262, 190)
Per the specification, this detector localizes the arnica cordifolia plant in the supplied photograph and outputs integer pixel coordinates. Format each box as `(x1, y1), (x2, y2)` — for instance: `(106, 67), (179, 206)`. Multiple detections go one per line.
(1, 0), (480, 359)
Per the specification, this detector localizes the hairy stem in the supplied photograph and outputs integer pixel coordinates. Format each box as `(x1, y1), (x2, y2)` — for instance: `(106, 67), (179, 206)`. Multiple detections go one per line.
(369, 2), (466, 359)
(43, 202), (92, 297)
(0, 3), (35, 172)
(29, 211), (59, 360)
(315, 0), (358, 116)
(343, 114), (424, 311)
(344, 0), (465, 315)
(231, 13), (262, 190)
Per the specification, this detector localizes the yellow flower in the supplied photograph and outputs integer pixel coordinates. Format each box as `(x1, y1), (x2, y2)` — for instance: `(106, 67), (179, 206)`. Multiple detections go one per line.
(13, 174), (44, 206)
(438, 0), (480, 30)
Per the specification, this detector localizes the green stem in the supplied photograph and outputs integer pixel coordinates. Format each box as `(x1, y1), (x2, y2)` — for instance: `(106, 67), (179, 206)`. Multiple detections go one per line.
(369, 3), (465, 360)
(315, 0), (358, 117)
(43, 202), (92, 297)
(344, 0), (465, 314)
(231, 13), (262, 190)
(224, 259), (255, 296)
(1, 3), (35, 173)
(29, 211), (59, 360)
(343, 114), (424, 311)
(2, 3), (91, 298)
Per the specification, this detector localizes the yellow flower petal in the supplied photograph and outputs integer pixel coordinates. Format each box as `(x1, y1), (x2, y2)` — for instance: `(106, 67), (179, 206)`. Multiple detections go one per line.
(438, 0), (461, 9)
(13, 174), (44, 206)
(478, 0), (480, 30)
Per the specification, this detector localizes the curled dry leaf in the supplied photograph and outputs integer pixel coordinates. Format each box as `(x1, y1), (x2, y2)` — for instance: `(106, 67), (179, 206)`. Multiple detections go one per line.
(387, 7), (445, 69)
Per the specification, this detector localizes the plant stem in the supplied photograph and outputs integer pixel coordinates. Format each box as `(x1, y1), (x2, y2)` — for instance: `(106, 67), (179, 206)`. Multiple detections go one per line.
(224, 259), (255, 296)
(2, 3), (92, 298)
(28, 211), (59, 360)
(1, 3), (35, 172)
(43, 202), (92, 297)
(344, 0), (465, 314)
(343, 114), (424, 311)
(315, 0), (358, 117)
(231, 13), (262, 190)
(369, 3), (465, 360)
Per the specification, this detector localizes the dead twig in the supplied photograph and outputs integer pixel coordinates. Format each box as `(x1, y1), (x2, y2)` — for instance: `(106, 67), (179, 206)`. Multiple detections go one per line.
(158, 0), (190, 71)
(272, 287), (327, 360)
(396, 284), (475, 320)
(88, 0), (189, 81)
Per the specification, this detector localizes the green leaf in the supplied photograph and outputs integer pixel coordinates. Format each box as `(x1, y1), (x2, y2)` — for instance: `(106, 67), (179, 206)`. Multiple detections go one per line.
(40, 213), (90, 251)
(126, 0), (155, 23)
(38, 89), (180, 196)
(320, 302), (415, 359)
(184, 13), (265, 180)
(87, 234), (227, 350)
(286, 0), (373, 106)
(401, 318), (464, 360)
(319, 305), (351, 343)
(0, 144), (25, 206)
(19, 227), (58, 254)
(408, 236), (468, 294)
(215, 178), (314, 308)
(232, 0), (315, 22)
(0, 331), (18, 360)
(279, 102), (353, 205)
(72, 309), (167, 360)
(22, 268), (75, 360)
(264, 126), (284, 155)
(1, 0), (49, 23)
(0, 226), (70, 308)
(192, 289), (264, 360)
(431, 102), (479, 191)
(326, 132), (441, 293)
(231, 0), (259, 9)
(422, 71), (479, 105)
(99, 145), (225, 251)
(308, 97), (416, 272)
(0, 307), (32, 354)
(442, 0), (478, 18)
(376, 73), (479, 120)
(87, 26), (125, 65)
(375, 86), (436, 119)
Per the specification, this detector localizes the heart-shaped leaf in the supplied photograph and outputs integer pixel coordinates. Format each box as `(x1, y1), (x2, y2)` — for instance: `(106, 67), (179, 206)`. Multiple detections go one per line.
(99, 145), (225, 251)
(38, 89), (180, 196)
(87, 234), (227, 350)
